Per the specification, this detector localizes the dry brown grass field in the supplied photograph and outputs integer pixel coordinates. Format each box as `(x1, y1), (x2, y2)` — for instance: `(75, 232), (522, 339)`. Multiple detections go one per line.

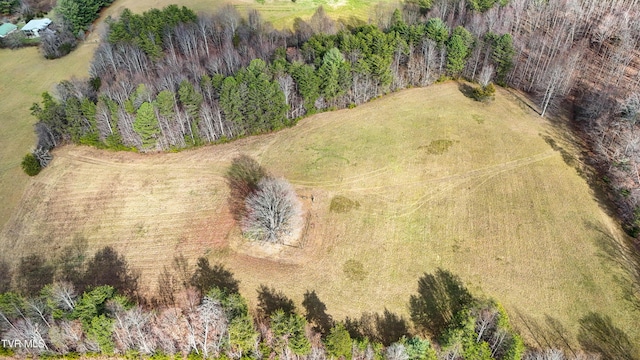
(0, 0), (398, 230)
(1, 83), (639, 350)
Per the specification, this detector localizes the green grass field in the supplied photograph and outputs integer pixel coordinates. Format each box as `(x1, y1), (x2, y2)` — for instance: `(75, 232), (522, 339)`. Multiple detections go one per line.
(100, 0), (400, 29)
(2, 84), (638, 351)
(0, 42), (98, 229)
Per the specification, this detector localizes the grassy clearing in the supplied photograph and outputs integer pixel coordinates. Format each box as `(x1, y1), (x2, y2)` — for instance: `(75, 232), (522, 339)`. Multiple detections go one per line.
(2, 83), (639, 351)
(0, 0), (396, 228)
(99, 0), (400, 29)
(0, 43), (97, 229)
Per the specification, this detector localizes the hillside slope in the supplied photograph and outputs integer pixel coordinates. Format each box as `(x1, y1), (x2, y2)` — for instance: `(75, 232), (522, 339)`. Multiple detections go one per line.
(2, 83), (639, 349)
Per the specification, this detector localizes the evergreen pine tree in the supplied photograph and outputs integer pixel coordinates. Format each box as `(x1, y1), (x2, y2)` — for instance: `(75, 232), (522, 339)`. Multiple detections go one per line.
(492, 34), (515, 85)
(154, 90), (176, 119)
(220, 76), (244, 132)
(290, 63), (320, 113)
(178, 80), (203, 144)
(319, 48), (349, 100)
(425, 18), (449, 47)
(271, 310), (312, 356)
(446, 27), (473, 76)
(326, 324), (353, 360)
(133, 102), (160, 149)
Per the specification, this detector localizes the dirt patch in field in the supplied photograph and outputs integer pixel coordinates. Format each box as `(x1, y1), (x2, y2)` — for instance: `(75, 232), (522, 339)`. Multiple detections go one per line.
(423, 139), (456, 155)
(330, 195), (361, 213)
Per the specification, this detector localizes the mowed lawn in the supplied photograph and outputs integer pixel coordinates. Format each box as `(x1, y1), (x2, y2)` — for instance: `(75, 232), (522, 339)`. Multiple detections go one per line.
(0, 42), (97, 229)
(1, 83), (638, 349)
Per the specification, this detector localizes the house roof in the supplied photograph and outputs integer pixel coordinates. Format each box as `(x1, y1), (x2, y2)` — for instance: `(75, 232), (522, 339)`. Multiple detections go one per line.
(0, 23), (17, 36)
(21, 18), (52, 32)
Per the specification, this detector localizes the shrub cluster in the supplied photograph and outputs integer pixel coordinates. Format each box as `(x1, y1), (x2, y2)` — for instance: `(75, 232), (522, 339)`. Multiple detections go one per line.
(472, 83), (496, 102)
(21, 153), (42, 176)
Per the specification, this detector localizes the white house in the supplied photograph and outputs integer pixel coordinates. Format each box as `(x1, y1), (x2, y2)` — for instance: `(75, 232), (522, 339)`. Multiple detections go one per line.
(21, 18), (52, 38)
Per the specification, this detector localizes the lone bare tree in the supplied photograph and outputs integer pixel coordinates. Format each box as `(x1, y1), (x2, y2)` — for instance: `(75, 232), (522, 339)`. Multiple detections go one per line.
(241, 178), (302, 244)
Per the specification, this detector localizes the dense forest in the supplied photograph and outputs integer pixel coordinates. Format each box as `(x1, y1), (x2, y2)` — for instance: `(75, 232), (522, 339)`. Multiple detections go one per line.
(1, 243), (632, 359)
(29, 3), (517, 153)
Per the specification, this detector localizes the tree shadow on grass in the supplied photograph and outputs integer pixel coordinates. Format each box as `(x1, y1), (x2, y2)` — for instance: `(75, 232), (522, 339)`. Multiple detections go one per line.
(224, 155), (268, 221)
(458, 82), (476, 100)
(409, 268), (474, 340)
(302, 290), (334, 335)
(338, 16), (366, 30)
(375, 309), (410, 345)
(0, 258), (11, 293)
(16, 254), (54, 297)
(537, 117), (625, 238)
(190, 257), (240, 296)
(55, 235), (88, 290)
(511, 310), (638, 359)
(584, 220), (640, 312)
(512, 310), (577, 353)
(83, 246), (140, 300)
(257, 285), (296, 318)
(544, 315), (578, 356)
(541, 135), (584, 176)
(344, 309), (410, 346)
(578, 312), (638, 360)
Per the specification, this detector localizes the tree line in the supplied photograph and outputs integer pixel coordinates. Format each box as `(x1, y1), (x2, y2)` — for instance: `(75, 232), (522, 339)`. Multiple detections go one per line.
(471, 0), (640, 297)
(2, 247), (632, 359)
(27, 4), (514, 158)
(1, 0), (55, 17)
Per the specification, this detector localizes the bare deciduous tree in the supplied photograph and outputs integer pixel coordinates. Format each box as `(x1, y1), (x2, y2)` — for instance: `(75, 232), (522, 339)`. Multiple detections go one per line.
(525, 349), (566, 360)
(48, 320), (87, 354)
(4, 317), (49, 355)
(385, 343), (409, 360)
(40, 23), (77, 60)
(33, 147), (53, 168)
(479, 65), (494, 88)
(242, 178), (303, 244)
(185, 295), (229, 358)
(540, 51), (580, 117)
(113, 305), (157, 355)
(26, 298), (50, 328)
(309, 6), (336, 35)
